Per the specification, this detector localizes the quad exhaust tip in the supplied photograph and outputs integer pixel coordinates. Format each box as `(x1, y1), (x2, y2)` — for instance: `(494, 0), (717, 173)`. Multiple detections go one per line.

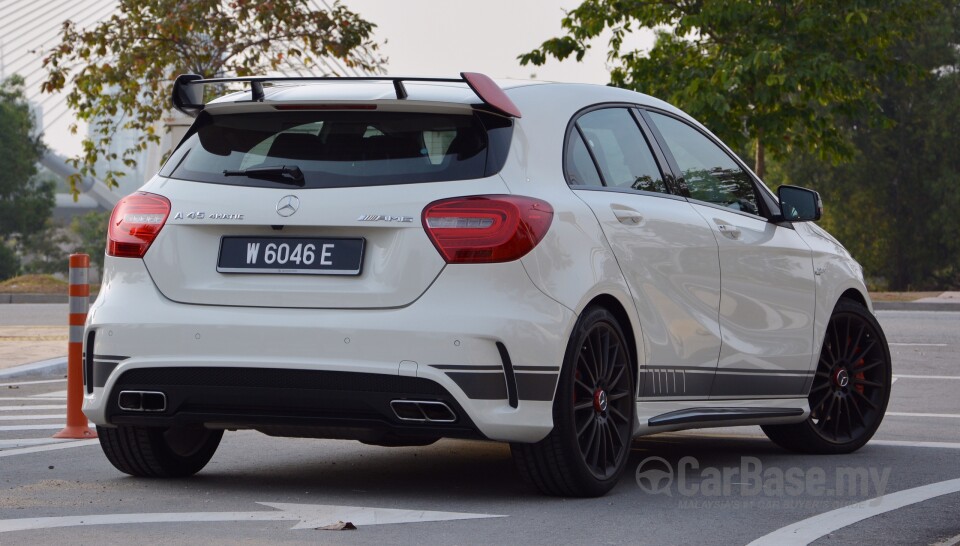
(118, 390), (167, 412)
(390, 400), (457, 423)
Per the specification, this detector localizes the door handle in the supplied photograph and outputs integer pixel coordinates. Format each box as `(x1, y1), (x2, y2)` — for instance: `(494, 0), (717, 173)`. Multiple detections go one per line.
(612, 206), (644, 225)
(714, 220), (741, 239)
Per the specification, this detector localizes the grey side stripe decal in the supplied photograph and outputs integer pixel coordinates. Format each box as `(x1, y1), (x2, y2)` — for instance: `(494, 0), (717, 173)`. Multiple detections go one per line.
(640, 365), (814, 398)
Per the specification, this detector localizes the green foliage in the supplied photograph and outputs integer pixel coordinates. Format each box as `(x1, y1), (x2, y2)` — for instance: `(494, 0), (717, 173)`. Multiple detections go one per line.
(70, 211), (111, 275)
(20, 221), (71, 275)
(0, 76), (51, 235)
(0, 75), (55, 281)
(781, 3), (960, 290)
(520, 1), (938, 178)
(41, 0), (381, 194)
(0, 242), (19, 281)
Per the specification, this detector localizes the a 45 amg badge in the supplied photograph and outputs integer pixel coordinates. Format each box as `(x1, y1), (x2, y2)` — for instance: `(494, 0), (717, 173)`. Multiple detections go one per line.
(357, 214), (414, 223)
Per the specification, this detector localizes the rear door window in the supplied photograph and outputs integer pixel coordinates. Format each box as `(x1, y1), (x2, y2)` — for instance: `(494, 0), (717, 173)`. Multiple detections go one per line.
(571, 108), (668, 194)
(160, 110), (512, 188)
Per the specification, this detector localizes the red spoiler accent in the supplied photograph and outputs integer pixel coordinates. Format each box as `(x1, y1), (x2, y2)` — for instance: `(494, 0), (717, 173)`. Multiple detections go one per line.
(460, 72), (522, 119)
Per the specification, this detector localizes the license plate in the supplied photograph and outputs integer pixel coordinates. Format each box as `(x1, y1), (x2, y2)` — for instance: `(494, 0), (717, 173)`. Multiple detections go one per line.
(217, 236), (364, 275)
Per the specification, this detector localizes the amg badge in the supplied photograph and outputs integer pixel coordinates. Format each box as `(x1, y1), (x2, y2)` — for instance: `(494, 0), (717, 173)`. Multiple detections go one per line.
(357, 215), (415, 223)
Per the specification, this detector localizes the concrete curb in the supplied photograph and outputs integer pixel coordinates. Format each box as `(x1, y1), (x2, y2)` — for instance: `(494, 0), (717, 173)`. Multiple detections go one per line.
(0, 357), (68, 380)
(0, 294), (98, 304)
(874, 301), (960, 312)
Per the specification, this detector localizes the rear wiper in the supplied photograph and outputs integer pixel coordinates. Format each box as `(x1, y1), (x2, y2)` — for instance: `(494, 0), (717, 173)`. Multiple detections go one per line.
(223, 165), (305, 186)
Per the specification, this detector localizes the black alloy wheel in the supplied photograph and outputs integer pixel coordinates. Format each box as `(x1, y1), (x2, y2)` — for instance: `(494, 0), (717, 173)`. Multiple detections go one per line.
(512, 306), (635, 496)
(572, 318), (634, 480)
(763, 299), (892, 453)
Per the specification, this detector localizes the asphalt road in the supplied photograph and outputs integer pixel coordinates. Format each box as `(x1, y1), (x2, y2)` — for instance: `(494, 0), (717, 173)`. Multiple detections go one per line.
(1, 309), (958, 545)
(0, 304), (68, 326)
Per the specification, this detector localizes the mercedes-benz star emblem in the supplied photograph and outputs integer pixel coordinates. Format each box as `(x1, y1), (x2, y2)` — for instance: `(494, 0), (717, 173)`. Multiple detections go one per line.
(276, 195), (300, 217)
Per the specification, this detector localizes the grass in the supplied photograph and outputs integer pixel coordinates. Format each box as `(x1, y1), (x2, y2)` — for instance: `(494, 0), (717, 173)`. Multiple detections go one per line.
(867, 291), (941, 302)
(0, 274), (69, 294)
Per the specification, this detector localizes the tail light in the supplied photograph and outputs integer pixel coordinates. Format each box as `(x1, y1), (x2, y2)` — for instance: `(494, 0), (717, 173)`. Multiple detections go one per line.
(107, 192), (171, 258)
(422, 195), (553, 263)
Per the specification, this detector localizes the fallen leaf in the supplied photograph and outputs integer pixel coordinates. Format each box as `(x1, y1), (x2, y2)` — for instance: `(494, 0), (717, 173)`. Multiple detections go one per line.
(316, 521), (357, 531)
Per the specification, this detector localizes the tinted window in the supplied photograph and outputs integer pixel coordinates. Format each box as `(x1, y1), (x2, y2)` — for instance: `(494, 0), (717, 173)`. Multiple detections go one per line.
(575, 108), (667, 193)
(160, 111), (512, 188)
(649, 112), (759, 215)
(564, 130), (602, 186)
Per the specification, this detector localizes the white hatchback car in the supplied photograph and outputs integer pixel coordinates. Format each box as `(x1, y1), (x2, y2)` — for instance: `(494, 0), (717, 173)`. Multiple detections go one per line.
(83, 72), (891, 497)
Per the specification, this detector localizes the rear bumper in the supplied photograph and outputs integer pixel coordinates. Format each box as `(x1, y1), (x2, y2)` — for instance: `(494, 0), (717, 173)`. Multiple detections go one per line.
(83, 256), (574, 443)
(105, 366), (483, 444)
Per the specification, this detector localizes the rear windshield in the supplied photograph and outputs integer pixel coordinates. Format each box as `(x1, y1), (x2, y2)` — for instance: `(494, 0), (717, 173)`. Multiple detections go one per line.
(160, 110), (513, 188)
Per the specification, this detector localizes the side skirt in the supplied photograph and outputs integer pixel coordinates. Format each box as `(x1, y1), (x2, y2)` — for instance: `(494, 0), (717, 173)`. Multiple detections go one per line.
(634, 397), (810, 436)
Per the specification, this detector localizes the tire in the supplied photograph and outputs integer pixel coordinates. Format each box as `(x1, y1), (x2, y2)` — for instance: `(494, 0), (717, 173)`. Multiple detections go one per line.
(511, 306), (635, 497)
(97, 425), (223, 477)
(762, 299), (892, 454)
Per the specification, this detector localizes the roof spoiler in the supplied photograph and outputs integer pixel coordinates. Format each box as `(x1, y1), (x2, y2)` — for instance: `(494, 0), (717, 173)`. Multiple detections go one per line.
(171, 72), (522, 119)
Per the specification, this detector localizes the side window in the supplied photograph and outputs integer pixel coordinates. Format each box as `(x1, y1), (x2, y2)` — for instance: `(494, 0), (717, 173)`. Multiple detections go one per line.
(648, 112), (759, 215)
(565, 130), (603, 186)
(574, 108), (668, 193)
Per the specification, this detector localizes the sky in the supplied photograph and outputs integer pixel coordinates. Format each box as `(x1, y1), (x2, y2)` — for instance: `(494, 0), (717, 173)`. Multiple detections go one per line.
(2, 0), (654, 158)
(344, 0), (653, 82)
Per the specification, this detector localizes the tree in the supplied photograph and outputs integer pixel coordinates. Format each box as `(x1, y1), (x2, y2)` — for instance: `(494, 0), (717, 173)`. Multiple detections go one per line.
(41, 0), (381, 193)
(780, 3), (960, 290)
(70, 211), (111, 278)
(0, 75), (54, 280)
(520, 1), (939, 178)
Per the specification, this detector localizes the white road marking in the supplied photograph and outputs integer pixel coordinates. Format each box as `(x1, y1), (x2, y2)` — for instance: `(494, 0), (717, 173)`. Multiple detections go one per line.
(0, 438), (78, 449)
(747, 477), (960, 546)
(0, 405), (66, 411)
(0, 397), (66, 402)
(0, 502), (506, 533)
(0, 379), (66, 388)
(893, 374), (960, 380)
(31, 390), (66, 398)
(870, 440), (960, 449)
(931, 532), (960, 546)
(886, 412), (960, 419)
(0, 439), (98, 458)
(888, 343), (948, 347)
(0, 414), (64, 421)
(0, 424), (91, 432)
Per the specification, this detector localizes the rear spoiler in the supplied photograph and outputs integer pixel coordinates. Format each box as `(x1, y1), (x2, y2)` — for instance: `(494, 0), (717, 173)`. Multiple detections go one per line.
(171, 72), (522, 119)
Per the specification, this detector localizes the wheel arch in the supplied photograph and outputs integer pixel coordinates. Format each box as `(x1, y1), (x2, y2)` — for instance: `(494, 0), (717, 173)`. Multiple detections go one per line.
(838, 287), (868, 308)
(583, 293), (641, 399)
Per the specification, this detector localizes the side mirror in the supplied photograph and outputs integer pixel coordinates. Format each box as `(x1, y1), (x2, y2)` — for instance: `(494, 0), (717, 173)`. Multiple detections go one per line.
(777, 185), (822, 222)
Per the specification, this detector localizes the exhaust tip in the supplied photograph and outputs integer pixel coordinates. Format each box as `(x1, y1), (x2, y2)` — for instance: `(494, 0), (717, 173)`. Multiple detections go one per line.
(390, 400), (456, 423)
(118, 390), (167, 412)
